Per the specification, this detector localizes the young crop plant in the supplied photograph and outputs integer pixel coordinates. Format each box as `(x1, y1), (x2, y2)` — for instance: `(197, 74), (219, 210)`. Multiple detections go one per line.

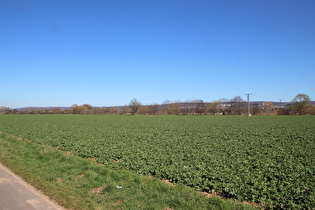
(0, 115), (314, 209)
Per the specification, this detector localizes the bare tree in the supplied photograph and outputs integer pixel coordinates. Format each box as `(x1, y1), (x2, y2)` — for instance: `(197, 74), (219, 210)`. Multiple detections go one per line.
(207, 101), (220, 115)
(128, 98), (142, 115)
(81, 104), (93, 114)
(138, 105), (149, 115)
(251, 103), (261, 115)
(292, 94), (312, 115)
(230, 96), (246, 115)
(148, 104), (160, 115)
(217, 98), (230, 115)
(168, 102), (180, 115)
(263, 102), (275, 113)
(194, 100), (206, 115)
(70, 104), (92, 114)
(120, 105), (130, 115)
(71, 104), (80, 114)
(0, 106), (12, 114)
(162, 100), (172, 115)
(180, 101), (190, 115)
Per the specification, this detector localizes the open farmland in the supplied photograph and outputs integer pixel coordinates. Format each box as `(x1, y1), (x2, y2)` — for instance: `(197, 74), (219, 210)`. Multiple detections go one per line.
(0, 115), (314, 209)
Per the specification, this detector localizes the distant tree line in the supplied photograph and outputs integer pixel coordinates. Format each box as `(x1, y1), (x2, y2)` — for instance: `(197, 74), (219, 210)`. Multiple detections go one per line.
(1, 94), (314, 115)
(277, 94), (315, 115)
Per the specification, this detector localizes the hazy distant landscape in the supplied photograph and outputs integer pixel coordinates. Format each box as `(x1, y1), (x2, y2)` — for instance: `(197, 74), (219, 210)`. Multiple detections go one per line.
(1, 93), (314, 116)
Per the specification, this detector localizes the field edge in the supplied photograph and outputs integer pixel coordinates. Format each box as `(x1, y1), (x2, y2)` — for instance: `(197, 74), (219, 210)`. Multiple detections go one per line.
(0, 132), (258, 210)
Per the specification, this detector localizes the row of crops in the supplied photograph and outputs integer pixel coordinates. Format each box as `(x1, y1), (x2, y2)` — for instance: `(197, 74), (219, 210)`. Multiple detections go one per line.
(0, 115), (314, 209)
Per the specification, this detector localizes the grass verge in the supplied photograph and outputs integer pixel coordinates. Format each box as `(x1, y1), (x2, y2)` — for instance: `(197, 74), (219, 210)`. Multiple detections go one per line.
(0, 132), (257, 209)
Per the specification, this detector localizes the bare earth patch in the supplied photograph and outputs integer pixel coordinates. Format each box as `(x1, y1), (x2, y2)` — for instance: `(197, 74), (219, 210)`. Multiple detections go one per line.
(112, 199), (124, 206)
(89, 186), (105, 194)
(161, 179), (175, 186)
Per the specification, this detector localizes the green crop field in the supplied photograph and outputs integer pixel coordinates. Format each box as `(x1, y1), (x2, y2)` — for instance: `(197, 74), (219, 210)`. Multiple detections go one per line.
(0, 115), (314, 209)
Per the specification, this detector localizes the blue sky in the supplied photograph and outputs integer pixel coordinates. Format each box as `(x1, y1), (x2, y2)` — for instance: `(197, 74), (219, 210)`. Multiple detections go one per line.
(1, 0), (314, 108)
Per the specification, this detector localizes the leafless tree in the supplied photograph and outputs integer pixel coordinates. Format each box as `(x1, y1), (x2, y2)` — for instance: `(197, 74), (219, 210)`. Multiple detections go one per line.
(168, 103), (180, 115)
(229, 96), (246, 115)
(162, 100), (172, 115)
(194, 100), (206, 115)
(128, 98), (142, 115)
(263, 102), (275, 113)
(292, 94), (312, 115)
(207, 101), (220, 115)
(149, 104), (160, 115)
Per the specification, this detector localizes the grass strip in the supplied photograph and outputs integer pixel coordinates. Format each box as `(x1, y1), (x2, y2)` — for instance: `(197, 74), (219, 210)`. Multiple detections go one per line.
(0, 132), (257, 209)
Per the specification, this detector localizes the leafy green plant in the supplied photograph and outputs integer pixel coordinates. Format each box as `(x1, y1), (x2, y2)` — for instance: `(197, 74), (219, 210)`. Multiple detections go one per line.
(0, 115), (314, 209)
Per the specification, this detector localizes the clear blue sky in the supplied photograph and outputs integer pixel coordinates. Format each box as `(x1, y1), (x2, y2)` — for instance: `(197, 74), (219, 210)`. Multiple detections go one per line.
(1, 0), (314, 108)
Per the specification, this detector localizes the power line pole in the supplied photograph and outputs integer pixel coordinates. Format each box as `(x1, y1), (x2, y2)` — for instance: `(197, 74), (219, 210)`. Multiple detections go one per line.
(245, 93), (252, 116)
